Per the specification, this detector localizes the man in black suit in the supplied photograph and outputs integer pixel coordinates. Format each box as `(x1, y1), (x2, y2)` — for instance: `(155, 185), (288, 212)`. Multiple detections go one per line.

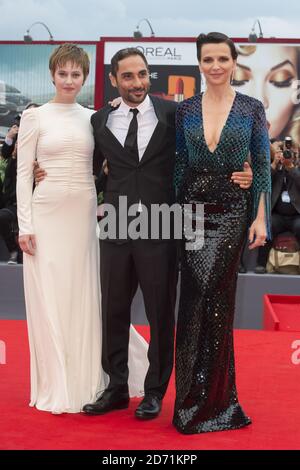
(255, 141), (300, 272)
(1, 105), (39, 264)
(83, 48), (178, 420)
(82, 48), (253, 419)
(0, 121), (19, 264)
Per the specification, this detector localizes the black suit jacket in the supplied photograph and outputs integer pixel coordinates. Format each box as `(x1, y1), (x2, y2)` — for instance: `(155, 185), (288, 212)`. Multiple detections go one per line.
(1, 137), (17, 160)
(271, 167), (300, 214)
(1, 139), (17, 209)
(91, 95), (177, 241)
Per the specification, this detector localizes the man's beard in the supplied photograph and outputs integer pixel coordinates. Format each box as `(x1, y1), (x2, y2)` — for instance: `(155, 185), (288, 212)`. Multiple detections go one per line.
(126, 84), (150, 104)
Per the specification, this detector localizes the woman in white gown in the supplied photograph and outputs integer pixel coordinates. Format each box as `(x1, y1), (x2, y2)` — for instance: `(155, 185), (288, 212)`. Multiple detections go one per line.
(17, 43), (148, 414)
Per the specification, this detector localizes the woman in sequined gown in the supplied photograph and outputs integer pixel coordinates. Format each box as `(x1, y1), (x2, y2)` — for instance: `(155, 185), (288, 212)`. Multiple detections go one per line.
(173, 33), (271, 434)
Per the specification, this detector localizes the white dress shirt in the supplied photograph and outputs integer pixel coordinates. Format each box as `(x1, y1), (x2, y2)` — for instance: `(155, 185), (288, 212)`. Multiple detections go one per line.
(106, 95), (158, 211)
(5, 137), (14, 146)
(106, 94), (158, 161)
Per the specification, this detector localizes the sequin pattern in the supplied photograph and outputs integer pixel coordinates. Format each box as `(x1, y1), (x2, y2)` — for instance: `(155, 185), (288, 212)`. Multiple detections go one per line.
(173, 92), (271, 434)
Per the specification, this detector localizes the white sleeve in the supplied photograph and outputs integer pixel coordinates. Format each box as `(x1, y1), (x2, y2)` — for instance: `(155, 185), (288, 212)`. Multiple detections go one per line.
(17, 109), (39, 235)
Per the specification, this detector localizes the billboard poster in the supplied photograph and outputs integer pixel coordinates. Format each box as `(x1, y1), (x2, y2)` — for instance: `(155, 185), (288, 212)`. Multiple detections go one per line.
(233, 43), (300, 145)
(0, 43), (97, 138)
(103, 41), (201, 104)
(103, 41), (300, 146)
(1, 40), (300, 146)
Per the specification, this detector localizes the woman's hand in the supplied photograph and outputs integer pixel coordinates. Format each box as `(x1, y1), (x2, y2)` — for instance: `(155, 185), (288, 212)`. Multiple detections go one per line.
(109, 97), (122, 108)
(231, 162), (253, 189)
(248, 218), (267, 250)
(19, 234), (36, 256)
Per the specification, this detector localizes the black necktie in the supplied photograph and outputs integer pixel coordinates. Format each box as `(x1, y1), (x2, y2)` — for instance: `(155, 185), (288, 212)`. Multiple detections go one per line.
(124, 108), (139, 160)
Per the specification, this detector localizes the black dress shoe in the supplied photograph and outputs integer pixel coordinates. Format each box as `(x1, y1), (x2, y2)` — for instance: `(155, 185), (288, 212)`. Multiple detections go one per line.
(238, 264), (247, 274)
(82, 389), (129, 415)
(135, 394), (162, 420)
(254, 265), (267, 274)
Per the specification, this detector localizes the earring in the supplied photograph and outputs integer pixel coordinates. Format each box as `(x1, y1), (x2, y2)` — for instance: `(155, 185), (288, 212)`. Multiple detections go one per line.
(200, 72), (205, 87)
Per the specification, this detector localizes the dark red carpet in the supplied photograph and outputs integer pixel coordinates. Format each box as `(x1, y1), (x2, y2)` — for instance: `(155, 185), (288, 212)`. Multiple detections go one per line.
(0, 320), (299, 450)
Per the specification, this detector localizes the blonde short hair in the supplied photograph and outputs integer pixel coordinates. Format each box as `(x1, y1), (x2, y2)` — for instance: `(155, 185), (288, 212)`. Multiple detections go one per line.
(49, 43), (90, 82)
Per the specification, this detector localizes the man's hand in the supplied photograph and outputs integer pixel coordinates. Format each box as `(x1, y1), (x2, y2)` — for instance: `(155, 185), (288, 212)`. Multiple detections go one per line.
(7, 125), (19, 140)
(33, 161), (47, 185)
(231, 162), (253, 189)
(19, 234), (36, 256)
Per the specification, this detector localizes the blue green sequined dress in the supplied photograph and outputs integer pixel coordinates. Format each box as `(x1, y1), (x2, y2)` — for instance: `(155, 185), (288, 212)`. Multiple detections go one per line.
(173, 92), (271, 434)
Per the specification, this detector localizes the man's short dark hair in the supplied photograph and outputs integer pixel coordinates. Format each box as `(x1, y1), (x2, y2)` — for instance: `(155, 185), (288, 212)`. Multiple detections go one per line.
(111, 47), (149, 77)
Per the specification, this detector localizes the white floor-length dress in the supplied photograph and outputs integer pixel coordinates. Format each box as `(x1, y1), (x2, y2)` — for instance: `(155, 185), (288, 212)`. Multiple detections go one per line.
(17, 103), (148, 413)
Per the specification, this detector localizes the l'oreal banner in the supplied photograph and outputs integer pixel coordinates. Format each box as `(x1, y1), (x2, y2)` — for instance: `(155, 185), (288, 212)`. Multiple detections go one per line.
(103, 41), (300, 145)
(103, 41), (201, 104)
